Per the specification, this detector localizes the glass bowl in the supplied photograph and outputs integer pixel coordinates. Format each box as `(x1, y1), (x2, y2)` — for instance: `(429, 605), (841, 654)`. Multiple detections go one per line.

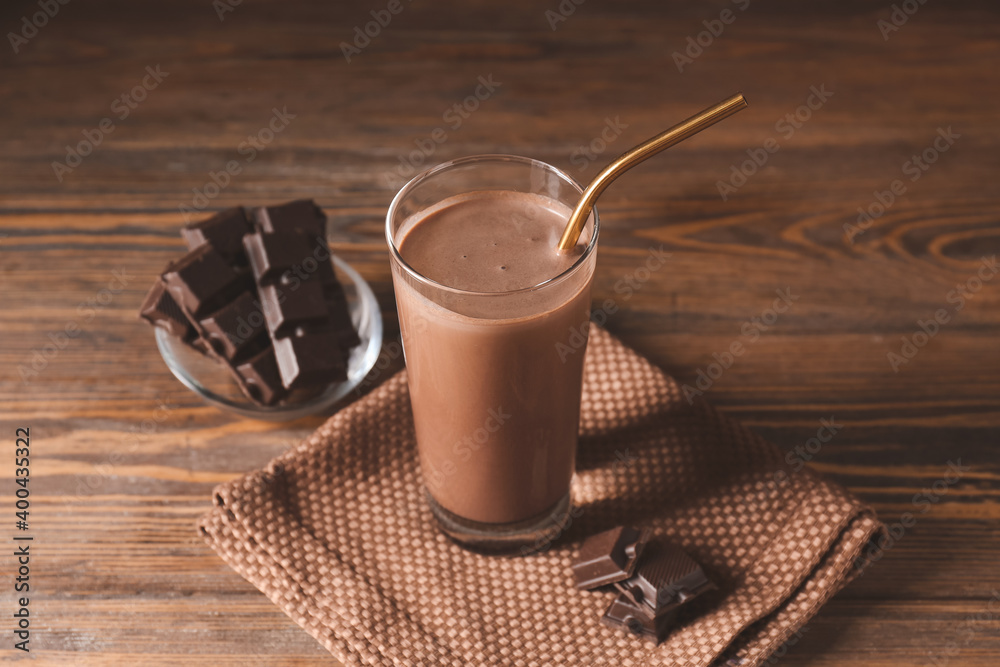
(155, 255), (383, 421)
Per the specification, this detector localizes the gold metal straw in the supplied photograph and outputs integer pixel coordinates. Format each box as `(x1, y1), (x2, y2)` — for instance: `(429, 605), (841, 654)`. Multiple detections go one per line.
(557, 92), (749, 251)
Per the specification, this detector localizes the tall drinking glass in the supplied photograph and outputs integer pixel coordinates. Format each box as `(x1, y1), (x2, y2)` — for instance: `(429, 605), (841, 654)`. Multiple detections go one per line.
(386, 155), (598, 552)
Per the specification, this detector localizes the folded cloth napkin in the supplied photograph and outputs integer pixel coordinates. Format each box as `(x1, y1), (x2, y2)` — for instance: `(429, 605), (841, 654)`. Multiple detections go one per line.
(199, 327), (885, 666)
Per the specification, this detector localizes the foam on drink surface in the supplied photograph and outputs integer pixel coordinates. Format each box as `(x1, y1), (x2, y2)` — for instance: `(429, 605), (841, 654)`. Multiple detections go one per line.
(397, 191), (582, 293)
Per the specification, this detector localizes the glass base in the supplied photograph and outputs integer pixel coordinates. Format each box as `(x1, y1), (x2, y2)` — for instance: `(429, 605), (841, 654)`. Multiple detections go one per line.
(426, 491), (572, 556)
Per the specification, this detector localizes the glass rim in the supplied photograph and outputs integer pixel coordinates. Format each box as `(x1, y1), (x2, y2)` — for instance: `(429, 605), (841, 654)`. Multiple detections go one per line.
(385, 154), (600, 298)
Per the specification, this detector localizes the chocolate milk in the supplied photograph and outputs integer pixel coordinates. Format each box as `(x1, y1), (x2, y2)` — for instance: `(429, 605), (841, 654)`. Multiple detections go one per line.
(392, 190), (595, 525)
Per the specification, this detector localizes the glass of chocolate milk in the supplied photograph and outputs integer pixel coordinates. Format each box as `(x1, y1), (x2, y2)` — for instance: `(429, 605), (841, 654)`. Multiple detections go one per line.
(386, 155), (599, 552)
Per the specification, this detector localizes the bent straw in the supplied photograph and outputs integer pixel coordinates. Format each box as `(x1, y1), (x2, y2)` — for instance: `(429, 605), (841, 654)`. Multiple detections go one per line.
(557, 92), (749, 251)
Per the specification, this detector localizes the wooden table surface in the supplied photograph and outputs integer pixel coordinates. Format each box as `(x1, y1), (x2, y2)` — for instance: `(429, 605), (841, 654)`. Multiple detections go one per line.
(1, 0), (998, 664)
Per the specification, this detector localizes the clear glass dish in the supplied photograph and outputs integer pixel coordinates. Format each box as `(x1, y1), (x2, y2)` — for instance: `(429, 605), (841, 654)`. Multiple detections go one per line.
(155, 255), (383, 421)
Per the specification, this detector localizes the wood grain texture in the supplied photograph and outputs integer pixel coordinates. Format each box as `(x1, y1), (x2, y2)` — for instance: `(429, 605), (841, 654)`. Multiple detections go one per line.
(0, 0), (998, 664)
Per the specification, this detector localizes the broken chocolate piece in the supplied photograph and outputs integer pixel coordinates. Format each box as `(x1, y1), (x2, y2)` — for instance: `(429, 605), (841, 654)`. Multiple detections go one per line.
(573, 529), (716, 646)
(257, 281), (329, 339)
(601, 593), (677, 645)
(243, 229), (317, 285)
(321, 276), (361, 350)
(181, 207), (252, 267)
(163, 245), (248, 319)
(273, 330), (347, 389)
(243, 216), (354, 389)
(235, 347), (288, 406)
(614, 539), (716, 616)
(141, 199), (360, 408)
(252, 199), (327, 239)
(573, 526), (649, 590)
(139, 279), (194, 340)
(199, 291), (269, 362)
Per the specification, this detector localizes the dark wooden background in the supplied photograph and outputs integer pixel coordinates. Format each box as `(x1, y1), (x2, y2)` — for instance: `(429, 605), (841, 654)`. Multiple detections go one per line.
(1, 0), (998, 664)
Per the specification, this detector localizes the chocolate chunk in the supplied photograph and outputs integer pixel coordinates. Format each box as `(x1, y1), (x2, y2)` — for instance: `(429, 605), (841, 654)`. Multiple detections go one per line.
(275, 336), (345, 388)
(243, 206), (359, 388)
(188, 334), (211, 354)
(573, 526), (649, 590)
(181, 207), (252, 267)
(243, 230), (317, 286)
(141, 200), (359, 408)
(235, 348), (288, 406)
(310, 254), (361, 349)
(163, 245), (248, 319)
(322, 278), (361, 349)
(273, 330), (347, 389)
(199, 291), (269, 362)
(139, 279), (193, 339)
(614, 539), (716, 616)
(258, 281), (328, 339)
(601, 593), (677, 645)
(252, 200), (327, 239)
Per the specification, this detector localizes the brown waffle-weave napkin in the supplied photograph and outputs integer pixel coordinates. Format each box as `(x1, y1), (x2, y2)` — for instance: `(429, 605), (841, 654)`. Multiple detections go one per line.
(199, 327), (884, 666)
